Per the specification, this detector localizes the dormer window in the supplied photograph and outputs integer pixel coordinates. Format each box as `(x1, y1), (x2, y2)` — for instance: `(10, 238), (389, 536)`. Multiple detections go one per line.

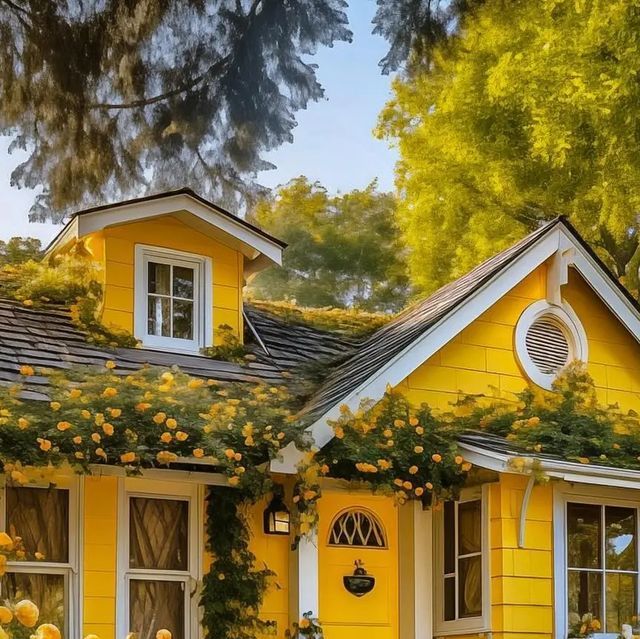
(134, 245), (212, 352)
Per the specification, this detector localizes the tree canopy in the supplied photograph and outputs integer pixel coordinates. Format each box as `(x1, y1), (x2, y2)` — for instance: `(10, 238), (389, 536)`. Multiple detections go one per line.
(247, 177), (412, 312)
(378, 0), (640, 297)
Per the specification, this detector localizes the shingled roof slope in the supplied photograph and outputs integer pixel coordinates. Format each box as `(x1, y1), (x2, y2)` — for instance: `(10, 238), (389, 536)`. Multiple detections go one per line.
(301, 218), (564, 422)
(0, 300), (355, 401)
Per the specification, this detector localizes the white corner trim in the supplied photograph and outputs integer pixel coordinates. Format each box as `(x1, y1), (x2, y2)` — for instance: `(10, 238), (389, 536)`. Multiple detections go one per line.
(269, 441), (306, 474)
(514, 299), (588, 390)
(297, 533), (319, 616)
(413, 502), (433, 639)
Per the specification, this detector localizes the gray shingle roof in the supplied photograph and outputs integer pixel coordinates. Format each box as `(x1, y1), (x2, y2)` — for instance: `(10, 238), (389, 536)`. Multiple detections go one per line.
(0, 300), (354, 401)
(301, 218), (564, 423)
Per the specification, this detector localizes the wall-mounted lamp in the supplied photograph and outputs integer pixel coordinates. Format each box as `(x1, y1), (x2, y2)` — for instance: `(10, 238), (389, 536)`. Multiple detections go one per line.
(263, 485), (290, 535)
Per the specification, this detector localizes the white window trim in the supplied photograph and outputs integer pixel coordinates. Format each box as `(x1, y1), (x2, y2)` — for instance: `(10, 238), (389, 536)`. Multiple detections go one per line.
(515, 299), (588, 390)
(433, 484), (490, 636)
(116, 477), (203, 639)
(134, 244), (213, 353)
(554, 482), (640, 639)
(0, 476), (82, 639)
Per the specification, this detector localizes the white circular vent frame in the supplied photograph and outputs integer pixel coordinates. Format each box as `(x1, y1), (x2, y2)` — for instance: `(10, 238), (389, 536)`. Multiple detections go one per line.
(515, 300), (588, 390)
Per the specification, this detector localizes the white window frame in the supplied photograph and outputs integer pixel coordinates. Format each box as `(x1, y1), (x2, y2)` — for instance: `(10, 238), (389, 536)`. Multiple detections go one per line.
(134, 244), (213, 352)
(116, 478), (203, 639)
(554, 482), (640, 639)
(433, 484), (490, 635)
(0, 476), (82, 638)
(515, 299), (588, 390)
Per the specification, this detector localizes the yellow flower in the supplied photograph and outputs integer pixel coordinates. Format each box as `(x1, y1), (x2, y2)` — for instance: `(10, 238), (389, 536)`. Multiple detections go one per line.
(415, 487), (424, 497)
(69, 388), (82, 399)
(102, 387), (118, 398)
(156, 629), (172, 639)
(166, 418), (177, 429)
(72, 436), (82, 445)
(234, 452), (242, 461)
(234, 466), (246, 475)
(109, 408), (122, 418)
(156, 451), (178, 465)
(158, 383), (172, 392)
(527, 416), (540, 427)
(425, 481), (433, 490)
(136, 402), (151, 412)
(91, 433), (101, 443)
(56, 421), (71, 432)
(431, 453), (442, 463)
(224, 448), (235, 459)
(0, 532), (13, 548)
(17, 417), (29, 430)
(299, 618), (311, 629)
(161, 371), (174, 382)
(192, 448), (205, 458)
(94, 413), (104, 426)
(377, 459), (391, 470)
(217, 573), (225, 580)
(19, 365), (34, 376)
(74, 452), (84, 460)
(153, 412), (167, 424)
(393, 419), (405, 428)
(22, 299), (33, 307)
(409, 465), (419, 474)
(10, 470), (27, 484)
(49, 402), (61, 411)
(175, 431), (188, 442)
(0, 606), (12, 623)
(160, 432), (172, 443)
(102, 423), (114, 436)
(334, 426), (344, 439)
(454, 455), (463, 465)
(81, 409), (91, 419)
(414, 446), (424, 454)
(37, 438), (52, 452)
(228, 475), (240, 486)
(462, 462), (472, 472)
(409, 417), (419, 426)
(383, 429), (393, 438)
(95, 448), (107, 460)
(120, 452), (136, 464)
(402, 480), (413, 490)
(14, 599), (39, 628)
(105, 360), (116, 369)
(188, 379), (204, 389)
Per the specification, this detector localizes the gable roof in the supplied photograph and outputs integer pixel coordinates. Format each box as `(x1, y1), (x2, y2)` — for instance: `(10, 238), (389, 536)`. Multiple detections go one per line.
(45, 188), (286, 275)
(303, 218), (640, 447)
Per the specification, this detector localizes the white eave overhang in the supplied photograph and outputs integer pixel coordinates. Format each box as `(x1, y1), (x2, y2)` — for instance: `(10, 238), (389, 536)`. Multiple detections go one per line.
(45, 192), (285, 275)
(459, 440), (640, 491)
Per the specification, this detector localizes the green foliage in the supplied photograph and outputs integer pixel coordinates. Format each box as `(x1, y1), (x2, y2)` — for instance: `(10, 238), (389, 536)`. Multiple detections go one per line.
(472, 362), (640, 469)
(0, 237), (42, 266)
(201, 325), (247, 363)
(202, 488), (277, 639)
(378, 0), (640, 296)
(249, 299), (390, 339)
(0, 1), (351, 218)
(285, 612), (324, 638)
(248, 178), (412, 312)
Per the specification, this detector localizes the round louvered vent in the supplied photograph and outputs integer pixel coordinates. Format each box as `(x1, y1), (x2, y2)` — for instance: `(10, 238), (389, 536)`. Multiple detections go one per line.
(525, 317), (570, 375)
(515, 300), (587, 390)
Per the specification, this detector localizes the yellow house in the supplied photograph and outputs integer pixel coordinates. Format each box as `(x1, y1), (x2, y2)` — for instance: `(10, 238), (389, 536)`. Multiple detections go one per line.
(3, 191), (640, 639)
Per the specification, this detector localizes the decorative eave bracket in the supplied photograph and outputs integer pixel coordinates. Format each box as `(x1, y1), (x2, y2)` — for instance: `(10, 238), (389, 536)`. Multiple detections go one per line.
(546, 240), (576, 306)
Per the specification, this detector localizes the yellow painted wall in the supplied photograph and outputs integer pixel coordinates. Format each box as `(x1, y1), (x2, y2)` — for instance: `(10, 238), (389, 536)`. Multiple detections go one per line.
(84, 214), (244, 341)
(317, 489), (399, 639)
(83, 475), (118, 639)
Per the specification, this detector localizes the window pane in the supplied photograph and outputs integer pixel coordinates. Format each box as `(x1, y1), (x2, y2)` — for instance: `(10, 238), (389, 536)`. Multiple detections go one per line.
(0, 572), (65, 632)
(606, 506), (636, 571)
(172, 300), (193, 340)
(6, 486), (68, 563)
(568, 570), (602, 623)
(173, 266), (194, 300)
(444, 575), (455, 621)
(458, 500), (481, 556)
(568, 503), (601, 569)
(129, 579), (184, 639)
(458, 556), (482, 618)
(606, 572), (636, 632)
(130, 498), (188, 571)
(148, 296), (171, 337)
(148, 262), (170, 295)
(444, 501), (455, 575)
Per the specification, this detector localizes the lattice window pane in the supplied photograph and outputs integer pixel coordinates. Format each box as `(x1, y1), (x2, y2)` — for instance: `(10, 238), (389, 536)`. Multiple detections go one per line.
(129, 579), (185, 639)
(130, 498), (188, 571)
(6, 486), (69, 563)
(328, 509), (386, 548)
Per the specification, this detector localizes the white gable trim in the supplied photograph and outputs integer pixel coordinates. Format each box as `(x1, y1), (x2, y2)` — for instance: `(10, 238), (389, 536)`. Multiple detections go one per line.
(308, 223), (640, 448)
(47, 193), (283, 268)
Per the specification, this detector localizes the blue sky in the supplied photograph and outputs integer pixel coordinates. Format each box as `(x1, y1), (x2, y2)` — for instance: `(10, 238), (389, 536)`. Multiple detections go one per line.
(0, 2), (397, 245)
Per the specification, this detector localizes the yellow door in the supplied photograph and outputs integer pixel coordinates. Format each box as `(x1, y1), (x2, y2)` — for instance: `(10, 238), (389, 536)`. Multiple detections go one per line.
(318, 491), (399, 639)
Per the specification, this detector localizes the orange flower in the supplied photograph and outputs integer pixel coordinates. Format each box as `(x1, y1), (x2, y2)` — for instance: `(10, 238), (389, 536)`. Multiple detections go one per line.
(19, 365), (34, 377)
(192, 448), (205, 458)
(120, 452), (136, 464)
(228, 475), (240, 486)
(454, 455), (464, 465)
(431, 453), (442, 463)
(402, 480), (413, 490)
(166, 418), (177, 429)
(462, 462), (472, 472)
(188, 379), (204, 389)
(415, 487), (424, 497)
(224, 448), (235, 459)
(56, 421), (71, 432)
(49, 402), (61, 411)
(17, 417), (29, 430)
(37, 438), (52, 452)
(415, 426), (424, 435)
(394, 419), (405, 428)
(109, 408), (122, 418)
(69, 388), (82, 399)
(234, 452), (242, 461)
(425, 482), (433, 490)
(175, 431), (188, 442)
(14, 599), (39, 627)
(414, 446), (424, 454)
(409, 417), (419, 427)
(91, 433), (101, 443)
(160, 432), (172, 443)
(102, 387), (118, 398)
(383, 429), (393, 438)
(72, 436), (82, 445)
(102, 423), (114, 436)
(105, 360), (116, 369)
(95, 448), (107, 459)
(136, 402), (151, 412)
(409, 465), (419, 474)
(153, 412), (167, 424)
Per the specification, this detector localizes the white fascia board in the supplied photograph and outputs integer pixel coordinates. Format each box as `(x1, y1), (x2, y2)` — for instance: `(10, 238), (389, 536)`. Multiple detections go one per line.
(562, 226), (640, 345)
(45, 217), (79, 256)
(308, 228), (565, 448)
(459, 441), (640, 491)
(75, 193), (283, 266)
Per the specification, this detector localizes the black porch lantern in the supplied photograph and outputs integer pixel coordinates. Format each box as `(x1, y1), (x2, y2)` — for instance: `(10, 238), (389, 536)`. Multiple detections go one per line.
(263, 486), (290, 535)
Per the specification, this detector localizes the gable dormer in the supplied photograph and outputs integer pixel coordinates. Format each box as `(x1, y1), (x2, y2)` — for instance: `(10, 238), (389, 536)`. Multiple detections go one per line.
(45, 189), (285, 352)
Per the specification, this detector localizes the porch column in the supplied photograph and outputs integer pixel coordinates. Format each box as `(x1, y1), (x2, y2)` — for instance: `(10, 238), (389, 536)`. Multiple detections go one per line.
(399, 501), (433, 639)
(289, 532), (319, 622)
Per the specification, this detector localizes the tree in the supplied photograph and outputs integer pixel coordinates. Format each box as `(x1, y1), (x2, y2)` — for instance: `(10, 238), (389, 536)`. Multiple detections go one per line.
(0, 1), (351, 221)
(247, 177), (412, 312)
(377, 0), (640, 297)
(0, 237), (41, 265)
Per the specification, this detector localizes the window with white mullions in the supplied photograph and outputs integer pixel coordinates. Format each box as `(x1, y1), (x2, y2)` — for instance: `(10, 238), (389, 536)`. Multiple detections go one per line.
(567, 502), (638, 634)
